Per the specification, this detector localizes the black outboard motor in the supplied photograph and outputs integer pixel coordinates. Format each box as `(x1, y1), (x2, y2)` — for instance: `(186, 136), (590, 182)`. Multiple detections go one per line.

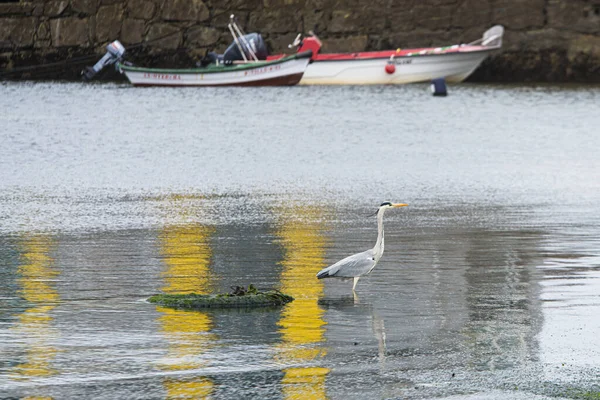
(223, 33), (268, 62)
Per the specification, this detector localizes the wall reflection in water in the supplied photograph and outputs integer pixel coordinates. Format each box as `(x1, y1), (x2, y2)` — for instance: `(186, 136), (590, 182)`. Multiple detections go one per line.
(10, 235), (59, 385)
(158, 220), (216, 399)
(274, 205), (330, 399)
(462, 229), (543, 370)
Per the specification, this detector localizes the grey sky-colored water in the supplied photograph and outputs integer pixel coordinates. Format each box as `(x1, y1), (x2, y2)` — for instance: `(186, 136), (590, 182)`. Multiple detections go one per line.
(0, 82), (599, 399)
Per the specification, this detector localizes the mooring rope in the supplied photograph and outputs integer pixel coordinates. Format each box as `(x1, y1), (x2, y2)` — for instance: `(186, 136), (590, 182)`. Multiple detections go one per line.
(0, 54), (100, 78)
(0, 28), (196, 79)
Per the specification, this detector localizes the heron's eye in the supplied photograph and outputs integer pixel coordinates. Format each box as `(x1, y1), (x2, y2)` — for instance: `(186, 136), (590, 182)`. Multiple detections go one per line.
(380, 201), (392, 207)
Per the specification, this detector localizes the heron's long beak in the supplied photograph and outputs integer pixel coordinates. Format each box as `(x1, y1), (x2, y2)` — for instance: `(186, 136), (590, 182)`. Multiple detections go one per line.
(392, 203), (409, 208)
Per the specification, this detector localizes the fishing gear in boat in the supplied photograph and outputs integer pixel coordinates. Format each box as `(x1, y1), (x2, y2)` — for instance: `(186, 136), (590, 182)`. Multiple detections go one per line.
(203, 15), (268, 65)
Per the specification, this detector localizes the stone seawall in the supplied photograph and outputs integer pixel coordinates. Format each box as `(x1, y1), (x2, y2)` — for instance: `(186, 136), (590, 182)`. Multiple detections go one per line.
(0, 0), (598, 81)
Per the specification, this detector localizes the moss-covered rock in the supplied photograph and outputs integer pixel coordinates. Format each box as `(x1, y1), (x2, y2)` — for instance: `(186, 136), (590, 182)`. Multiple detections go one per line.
(148, 284), (294, 309)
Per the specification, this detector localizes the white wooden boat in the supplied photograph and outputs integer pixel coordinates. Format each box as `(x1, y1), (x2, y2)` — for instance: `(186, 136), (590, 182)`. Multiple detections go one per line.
(294, 26), (504, 85)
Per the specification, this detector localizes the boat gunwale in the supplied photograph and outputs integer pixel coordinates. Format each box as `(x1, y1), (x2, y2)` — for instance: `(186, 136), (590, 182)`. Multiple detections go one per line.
(311, 45), (498, 62)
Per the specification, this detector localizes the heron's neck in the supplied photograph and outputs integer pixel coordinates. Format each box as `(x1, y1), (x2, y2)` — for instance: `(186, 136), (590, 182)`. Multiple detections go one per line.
(373, 208), (385, 261)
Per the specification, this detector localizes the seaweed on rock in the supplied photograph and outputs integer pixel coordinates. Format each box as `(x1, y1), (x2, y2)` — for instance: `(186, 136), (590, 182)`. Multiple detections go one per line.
(147, 284), (294, 309)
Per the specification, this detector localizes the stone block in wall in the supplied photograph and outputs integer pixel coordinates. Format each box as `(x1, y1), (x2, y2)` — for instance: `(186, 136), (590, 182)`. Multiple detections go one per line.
(386, 29), (447, 49)
(327, 0), (395, 7)
(457, 25), (497, 44)
(147, 23), (181, 49)
(249, 9), (301, 34)
(547, 0), (600, 34)
(71, 0), (99, 15)
(420, 0), (458, 4)
(452, 0), (492, 29)
(34, 39), (51, 49)
(499, 30), (524, 52)
(212, 10), (249, 29)
(37, 21), (51, 40)
(222, 0), (262, 11)
(301, 8), (327, 34)
(121, 19), (145, 44)
(568, 34), (600, 61)
(388, 9), (415, 32)
(185, 26), (221, 47)
(297, 0), (335, 13)
(50, 17), (90, 47)
(162, 0), (209, 22)
(263, 0), (303, 7)
(501, 29), (573, 52)
(265, 33), (302, 53)
(0, 17), (36, 48)
(96, 4), (124, 42)
(526, 29), (575, 52)
(89, 15), (96, 43)
(492, 0), (545, 30)
(328, 10), (356, 33)
(413, 5), (453, 31)
(491, 50), (569, 82)
(365, 34), (387, 51)
(0, 3), (35, 16)
(328, 9), (387, 33)
(320, 35), (368, 52)
(44, 1), (69, 17)
(32, 4), (44, 17)
(127, 0), (155, 20)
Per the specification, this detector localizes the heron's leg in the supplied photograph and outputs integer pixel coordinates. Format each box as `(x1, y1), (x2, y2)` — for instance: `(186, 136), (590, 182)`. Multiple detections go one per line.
(353, 290), (359, 303)
(352, 277), (360, 291)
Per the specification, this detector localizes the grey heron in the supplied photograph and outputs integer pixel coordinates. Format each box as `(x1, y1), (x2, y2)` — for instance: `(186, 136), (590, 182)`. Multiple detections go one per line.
(316, 202), (408, 291)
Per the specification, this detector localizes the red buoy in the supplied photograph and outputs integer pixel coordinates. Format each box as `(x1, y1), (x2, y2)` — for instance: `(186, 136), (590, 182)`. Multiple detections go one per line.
(385, 63), (396, 74)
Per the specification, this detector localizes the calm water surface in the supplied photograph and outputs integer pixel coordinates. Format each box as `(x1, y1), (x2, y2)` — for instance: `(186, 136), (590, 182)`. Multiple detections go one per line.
(1, 82), (599, 399)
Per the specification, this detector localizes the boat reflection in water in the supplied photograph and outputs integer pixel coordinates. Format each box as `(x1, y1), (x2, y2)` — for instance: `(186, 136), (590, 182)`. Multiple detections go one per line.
(11, 235), (59, 384)
(157, 196), (216, 398)
(274, 204), (330, 399)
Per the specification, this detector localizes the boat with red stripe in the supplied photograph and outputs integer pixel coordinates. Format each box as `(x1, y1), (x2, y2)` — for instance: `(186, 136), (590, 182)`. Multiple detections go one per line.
(277, 26), (504, 85)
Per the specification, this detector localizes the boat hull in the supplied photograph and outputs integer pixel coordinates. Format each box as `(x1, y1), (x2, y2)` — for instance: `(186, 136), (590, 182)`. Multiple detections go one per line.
(300, 49), (493, 85)
(119, 55), (311, 87)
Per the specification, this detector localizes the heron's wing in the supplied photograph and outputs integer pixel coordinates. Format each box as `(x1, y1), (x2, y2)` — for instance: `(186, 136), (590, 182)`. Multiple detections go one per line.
(319, 249), (376, 278)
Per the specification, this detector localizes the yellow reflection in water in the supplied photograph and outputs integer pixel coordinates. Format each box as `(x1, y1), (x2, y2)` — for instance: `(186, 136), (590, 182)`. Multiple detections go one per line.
(275, 205), (330, 399)
(160, 225), (213, 295)
(158, 224), (216, 399)
(11, 235), (59, 381)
